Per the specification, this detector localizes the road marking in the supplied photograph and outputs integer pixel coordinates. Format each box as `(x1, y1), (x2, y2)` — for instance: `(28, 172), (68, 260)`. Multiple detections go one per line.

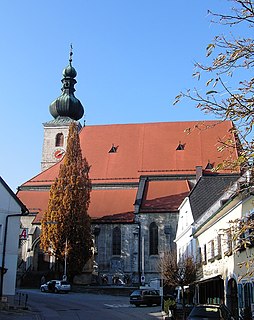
(104, 304), (131, 308)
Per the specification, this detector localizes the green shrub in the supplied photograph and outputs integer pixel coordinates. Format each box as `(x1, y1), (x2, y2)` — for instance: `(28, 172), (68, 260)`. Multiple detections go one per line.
(164, 298), (176, 313)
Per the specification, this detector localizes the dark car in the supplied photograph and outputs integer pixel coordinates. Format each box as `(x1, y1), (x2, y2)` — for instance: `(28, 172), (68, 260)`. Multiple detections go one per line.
(130, 289), (161, 307)
(187, 304), (235, 320)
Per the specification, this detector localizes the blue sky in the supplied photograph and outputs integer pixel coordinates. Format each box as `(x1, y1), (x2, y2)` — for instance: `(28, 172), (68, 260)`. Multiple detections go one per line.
(0, 0), (241, 191)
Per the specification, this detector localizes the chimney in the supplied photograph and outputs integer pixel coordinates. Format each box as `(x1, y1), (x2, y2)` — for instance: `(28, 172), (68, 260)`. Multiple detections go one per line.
(196, 166), (203, 181)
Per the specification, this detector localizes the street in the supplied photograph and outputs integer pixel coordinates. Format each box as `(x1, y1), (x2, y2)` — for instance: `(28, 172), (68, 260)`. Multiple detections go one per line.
(0, 289), (163, 320)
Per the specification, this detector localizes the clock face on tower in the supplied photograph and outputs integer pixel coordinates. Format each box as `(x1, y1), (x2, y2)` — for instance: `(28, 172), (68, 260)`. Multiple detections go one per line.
(53, 148), (65, 160)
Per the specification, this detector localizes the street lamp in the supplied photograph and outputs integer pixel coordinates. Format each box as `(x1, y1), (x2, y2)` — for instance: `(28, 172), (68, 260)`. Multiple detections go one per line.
(160, 252), (164, 312)
(63, 238), (68, 280)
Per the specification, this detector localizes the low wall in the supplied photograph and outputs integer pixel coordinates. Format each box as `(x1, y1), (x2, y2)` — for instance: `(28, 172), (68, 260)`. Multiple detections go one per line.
(72, 285), (137, 296)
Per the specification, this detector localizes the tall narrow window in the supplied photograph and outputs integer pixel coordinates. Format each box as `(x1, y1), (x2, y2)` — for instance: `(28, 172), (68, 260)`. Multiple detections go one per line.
(149, 222), (158, 255)
(112, 227), (121, 255)
(202, 244), (207, 264)
(55, 133), (64, 147)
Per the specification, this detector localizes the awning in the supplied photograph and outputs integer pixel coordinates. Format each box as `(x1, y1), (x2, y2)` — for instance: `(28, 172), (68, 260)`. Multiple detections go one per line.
(194, 275), (222, 285)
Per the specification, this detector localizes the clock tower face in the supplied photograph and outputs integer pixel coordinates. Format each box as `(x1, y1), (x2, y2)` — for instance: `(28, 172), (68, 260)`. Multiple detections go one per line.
(53, 148), (65, 160)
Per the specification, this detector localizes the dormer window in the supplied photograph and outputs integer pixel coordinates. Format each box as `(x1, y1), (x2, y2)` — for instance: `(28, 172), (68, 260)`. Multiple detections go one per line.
(109, 144), (118, 153)
(176, 142), (185, 150)
(205, 161), (213, 170)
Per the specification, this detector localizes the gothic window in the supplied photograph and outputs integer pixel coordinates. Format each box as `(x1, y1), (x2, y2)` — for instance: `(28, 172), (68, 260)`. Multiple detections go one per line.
(112, 227), (121, 256)
(55, 133), (64, 147)
(149, 222), (158, 255)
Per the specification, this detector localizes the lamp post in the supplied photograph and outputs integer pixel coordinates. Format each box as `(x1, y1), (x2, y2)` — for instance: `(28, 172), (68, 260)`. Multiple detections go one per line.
(160, 252), (164, 312)
(63, 238), (68, 280)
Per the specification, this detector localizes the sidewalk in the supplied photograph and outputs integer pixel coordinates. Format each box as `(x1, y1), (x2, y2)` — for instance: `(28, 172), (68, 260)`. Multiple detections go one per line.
(0, 300), (41, 320)
(0, 308), (41, 320)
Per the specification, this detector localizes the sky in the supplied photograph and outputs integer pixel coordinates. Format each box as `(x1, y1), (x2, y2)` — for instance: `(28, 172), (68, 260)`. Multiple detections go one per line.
(0, 0), (244, 191)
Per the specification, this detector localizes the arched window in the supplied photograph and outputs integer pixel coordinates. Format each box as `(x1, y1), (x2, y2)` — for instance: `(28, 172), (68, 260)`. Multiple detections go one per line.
(149, 222), (158, 255)
(112, 227), (121, 256)
(55, 133), (64, 147)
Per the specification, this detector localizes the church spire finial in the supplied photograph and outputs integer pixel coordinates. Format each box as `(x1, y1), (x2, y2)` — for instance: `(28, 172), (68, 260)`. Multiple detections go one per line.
(69, 44), (73, 65)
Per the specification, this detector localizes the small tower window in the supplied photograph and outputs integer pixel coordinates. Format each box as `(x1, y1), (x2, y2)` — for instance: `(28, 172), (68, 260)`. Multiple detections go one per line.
(55, 133), (64, 147)
(176, 142), (185, 150)
(109, 144), (118, 153)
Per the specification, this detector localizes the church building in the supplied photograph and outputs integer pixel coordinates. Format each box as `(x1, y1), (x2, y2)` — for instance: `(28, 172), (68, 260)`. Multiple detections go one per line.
(16, 51), (240, 286)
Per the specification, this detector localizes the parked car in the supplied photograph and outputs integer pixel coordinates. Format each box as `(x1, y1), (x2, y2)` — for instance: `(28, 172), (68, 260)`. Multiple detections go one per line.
(129, 289), (161, 307)
(40, 280), (71, 293)
(187, 304), (235, 320)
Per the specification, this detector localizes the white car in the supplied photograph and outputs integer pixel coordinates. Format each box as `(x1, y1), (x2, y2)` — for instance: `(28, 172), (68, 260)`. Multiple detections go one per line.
(40, 280), (71, 293)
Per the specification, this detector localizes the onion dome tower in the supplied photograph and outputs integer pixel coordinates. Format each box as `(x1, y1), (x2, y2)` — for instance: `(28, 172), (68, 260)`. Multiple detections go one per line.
(49, 47), (84, 121)
(41, 46), (84, 171)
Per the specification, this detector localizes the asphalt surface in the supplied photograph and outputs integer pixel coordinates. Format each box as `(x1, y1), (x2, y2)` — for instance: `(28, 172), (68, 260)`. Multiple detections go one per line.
(0, 307), (41, 320)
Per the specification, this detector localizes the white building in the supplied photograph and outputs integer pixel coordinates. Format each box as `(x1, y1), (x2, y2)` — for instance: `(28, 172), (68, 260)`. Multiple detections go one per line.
(0, 176), (28, 302)
(175, 171), (254, 319)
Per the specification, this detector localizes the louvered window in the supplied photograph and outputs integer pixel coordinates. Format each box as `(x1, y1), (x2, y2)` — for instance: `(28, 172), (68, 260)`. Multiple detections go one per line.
(207, 240), (215, 262)
(214, 235), (222, 259)
(224, 231), (232, 256)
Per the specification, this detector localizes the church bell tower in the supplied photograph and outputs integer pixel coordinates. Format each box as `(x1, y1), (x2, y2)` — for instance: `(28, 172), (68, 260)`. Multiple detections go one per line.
(41, 47), (84, 171)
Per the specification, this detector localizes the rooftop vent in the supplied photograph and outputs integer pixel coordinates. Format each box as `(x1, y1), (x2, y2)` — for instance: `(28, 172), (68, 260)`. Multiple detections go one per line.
(205, 161), (214, 170)
(176, 142), (185, 150)
(109, 144), (118, 153)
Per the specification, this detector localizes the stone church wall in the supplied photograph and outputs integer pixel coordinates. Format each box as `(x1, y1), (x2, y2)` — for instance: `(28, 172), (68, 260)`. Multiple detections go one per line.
(136, 211), (178, 285)
(93, 223), (139, 285)
(93, 212), (178, 286)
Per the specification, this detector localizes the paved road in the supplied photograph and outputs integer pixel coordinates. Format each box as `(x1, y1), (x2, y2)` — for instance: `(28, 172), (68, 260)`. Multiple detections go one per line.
(0, 289), (164, 320)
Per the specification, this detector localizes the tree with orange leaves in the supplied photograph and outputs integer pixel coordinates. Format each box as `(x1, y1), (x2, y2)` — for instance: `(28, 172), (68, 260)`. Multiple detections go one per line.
(40, 122), (92, 280)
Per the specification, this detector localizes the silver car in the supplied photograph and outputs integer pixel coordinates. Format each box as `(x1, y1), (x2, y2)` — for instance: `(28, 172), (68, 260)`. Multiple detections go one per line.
(40, 280), (71, 293)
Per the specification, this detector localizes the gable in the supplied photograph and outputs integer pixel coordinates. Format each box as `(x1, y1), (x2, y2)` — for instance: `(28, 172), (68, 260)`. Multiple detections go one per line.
(0, 176), (27, 214)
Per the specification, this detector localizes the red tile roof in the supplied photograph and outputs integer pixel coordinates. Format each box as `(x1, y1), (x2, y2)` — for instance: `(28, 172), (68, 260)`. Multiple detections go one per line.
(21, 120), (238, 187)
(93, 212), (135, 223)
(141, 180), (190, 212)
(17, 120), (239, 223)
(18, 188), (137, 224)
(89, 188), (137, 218)
(17, 190), (49, 223)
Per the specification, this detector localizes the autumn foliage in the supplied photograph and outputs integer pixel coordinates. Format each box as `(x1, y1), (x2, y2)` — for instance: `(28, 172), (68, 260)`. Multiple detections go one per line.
(40, 122), (92, 279)
(174, 0), (254, 176)
(159, 251), (196, 318)
(160, 251), (196, 290)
